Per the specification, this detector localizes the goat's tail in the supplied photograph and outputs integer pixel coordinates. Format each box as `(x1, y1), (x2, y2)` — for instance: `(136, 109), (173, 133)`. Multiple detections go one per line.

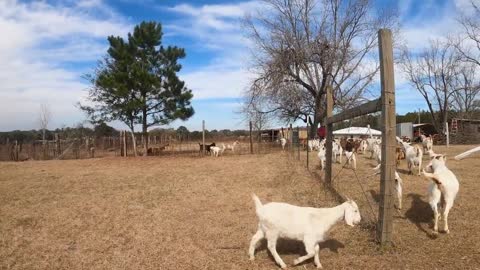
(252, 193), (263, 214)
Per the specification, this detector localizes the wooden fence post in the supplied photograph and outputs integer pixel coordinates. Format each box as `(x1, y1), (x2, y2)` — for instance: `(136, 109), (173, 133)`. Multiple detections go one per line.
(14, 140), (19, 161)
(55, 133), (60, 157)
(377, 28), (396, 245)
(289, 124), (293, 154)
(202, 120), (206, 156)
(445, 122), (450, 147)
(249, 121), (254, 154)
(306, 118), (309, 169)
(297, 126), (300, 160)
(120, 132), (124, 157)
(325, 86), (334, 185)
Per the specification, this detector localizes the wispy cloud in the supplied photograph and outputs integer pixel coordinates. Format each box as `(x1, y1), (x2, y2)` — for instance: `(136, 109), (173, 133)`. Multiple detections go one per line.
(0, 0), (131, 131)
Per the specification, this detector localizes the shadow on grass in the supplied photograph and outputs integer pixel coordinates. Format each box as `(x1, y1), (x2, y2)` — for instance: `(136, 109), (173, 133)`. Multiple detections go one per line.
(255, 238), (345, 264)
(405, 193), (438, 239)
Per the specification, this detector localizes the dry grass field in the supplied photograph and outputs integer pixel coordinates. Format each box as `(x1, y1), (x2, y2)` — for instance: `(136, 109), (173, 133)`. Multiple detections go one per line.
(1, 145), (479, 269)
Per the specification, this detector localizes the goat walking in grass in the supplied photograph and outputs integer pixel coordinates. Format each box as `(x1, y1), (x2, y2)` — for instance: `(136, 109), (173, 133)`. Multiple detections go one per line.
(248, 194), (361, 269)
(280, 138), (287, 150)
(422, 155), (459, 234)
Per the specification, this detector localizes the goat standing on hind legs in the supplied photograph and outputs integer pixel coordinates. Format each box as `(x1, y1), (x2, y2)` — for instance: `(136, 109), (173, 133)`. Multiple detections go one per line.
(422, 154), (459, 234)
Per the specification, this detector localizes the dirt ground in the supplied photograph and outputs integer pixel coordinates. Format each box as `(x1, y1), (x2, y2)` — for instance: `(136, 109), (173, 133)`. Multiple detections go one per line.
(0, 145), (479, 269)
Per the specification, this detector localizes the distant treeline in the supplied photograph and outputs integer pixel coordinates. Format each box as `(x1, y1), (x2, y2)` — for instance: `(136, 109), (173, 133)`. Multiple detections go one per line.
(0, 123), (251, 144)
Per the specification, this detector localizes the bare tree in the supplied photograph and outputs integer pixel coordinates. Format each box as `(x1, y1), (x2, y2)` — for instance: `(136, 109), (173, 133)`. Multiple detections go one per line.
(399, 40), (478, 134)
(240, 98), (272, 141)
(456, 0), (480, 67)
(243, 0), (396, 137)
(39, 104), (51, 143)
(450, 63), (480, 118)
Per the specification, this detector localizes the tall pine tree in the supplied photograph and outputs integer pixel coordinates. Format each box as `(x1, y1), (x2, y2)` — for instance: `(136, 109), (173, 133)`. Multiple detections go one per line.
(81, 21), (194, 156)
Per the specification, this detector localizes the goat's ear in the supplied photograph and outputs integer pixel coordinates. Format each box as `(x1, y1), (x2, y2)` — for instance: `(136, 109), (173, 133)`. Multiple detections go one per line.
(345, 196), (351, 202)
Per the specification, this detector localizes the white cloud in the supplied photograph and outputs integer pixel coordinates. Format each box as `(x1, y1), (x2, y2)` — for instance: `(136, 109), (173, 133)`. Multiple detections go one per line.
(0, 0), (131, 131)
(164, 2), (262, 101)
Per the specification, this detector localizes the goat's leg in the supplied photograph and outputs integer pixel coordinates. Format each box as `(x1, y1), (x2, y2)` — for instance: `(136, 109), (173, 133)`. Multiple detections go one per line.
(443, 201), (453, 234)
(248, 229), (264, 260)
(314, 243), (322, 269)
(293, 239), (316, 266)
(395, 180), (402, 210)
(266, 234), (286, 269)
(430, 201), (440, 233)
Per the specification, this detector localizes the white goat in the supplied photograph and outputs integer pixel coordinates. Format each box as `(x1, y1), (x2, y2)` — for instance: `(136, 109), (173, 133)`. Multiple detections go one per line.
(280, 138), (287, 150)
(396, 137), (423, 175)
(422, 155), (459, 234)
(210, 144), (225, 157)
(248, 194), (361, 269)
(308, 139), (320, 151)
(317, 145), (326, 170)
(366, 138), (381, 159)
(372, 144), (382, 165)
(373, 165), (403, 209)
(226, 141), (239, 152)
(332, 141), (343, 163)
(420, 134), (433, 152)
(359, 140), (368, 154)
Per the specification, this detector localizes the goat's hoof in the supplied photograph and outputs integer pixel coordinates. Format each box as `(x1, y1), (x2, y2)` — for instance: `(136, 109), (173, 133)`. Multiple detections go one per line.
(249, 256), (255, 261)
(444, 229), (450, 234)
(316, 263), (323, 269)
(280, 263), (287, 269)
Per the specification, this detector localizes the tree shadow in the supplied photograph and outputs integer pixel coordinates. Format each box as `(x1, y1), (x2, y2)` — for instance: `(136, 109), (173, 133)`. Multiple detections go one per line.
(404, 193), (438, 239)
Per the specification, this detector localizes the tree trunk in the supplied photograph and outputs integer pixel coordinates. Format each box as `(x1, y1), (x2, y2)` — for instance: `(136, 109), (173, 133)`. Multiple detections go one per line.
(142, 109), (148, 157)
(130, 129), (137, 157)
(310, 94), (326, 139)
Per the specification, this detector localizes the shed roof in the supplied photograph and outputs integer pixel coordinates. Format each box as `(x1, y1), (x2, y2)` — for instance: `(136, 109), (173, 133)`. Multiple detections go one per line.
(333, 127), (381, 136)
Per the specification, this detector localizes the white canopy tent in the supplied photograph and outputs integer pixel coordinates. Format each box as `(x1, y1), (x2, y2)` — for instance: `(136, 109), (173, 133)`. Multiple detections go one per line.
(333, 126), (381, 137)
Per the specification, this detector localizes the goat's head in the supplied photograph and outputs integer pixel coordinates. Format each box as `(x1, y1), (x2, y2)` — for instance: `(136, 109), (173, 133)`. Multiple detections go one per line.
(344, 199), (361, 227)
(425, 154), (447, 172)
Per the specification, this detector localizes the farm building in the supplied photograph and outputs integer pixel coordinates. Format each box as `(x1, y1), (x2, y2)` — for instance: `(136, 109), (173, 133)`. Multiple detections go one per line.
(260, 127), (308, 142)
(451, 118), (480, 143)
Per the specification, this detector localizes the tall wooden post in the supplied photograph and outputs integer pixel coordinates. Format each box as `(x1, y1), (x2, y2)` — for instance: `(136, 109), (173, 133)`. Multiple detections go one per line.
(325, 86), (334, 185)
(55, 133), (60, 157)
(123, 131), (127, 157)
(202, 120), (206, 156)
(306, 119), (309, 169)
(297, 126), (300, 160)
(289, 124), (293, 154)
(377, 29), (396, 245)
(14, 140), (19, 161)
(249, 121), (254, 154)
(445, 122), (450, 147)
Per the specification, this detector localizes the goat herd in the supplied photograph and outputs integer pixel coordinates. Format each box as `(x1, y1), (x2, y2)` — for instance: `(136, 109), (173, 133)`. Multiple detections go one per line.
(250, 134), (460, 269)
(198, 141), (239, 157)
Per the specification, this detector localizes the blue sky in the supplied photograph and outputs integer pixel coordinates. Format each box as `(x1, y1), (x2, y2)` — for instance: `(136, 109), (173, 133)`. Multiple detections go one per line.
(0, 0), (473, 131)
